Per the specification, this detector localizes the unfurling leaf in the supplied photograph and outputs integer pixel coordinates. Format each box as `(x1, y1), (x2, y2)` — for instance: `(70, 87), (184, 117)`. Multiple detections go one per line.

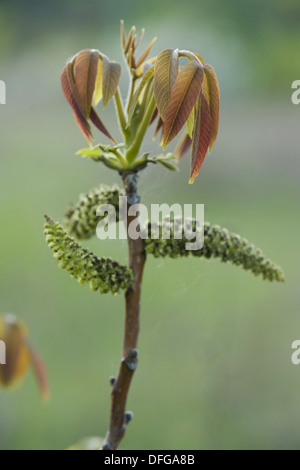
(154, 117), (164, 141)
(136, 37), (157, 68)
(174, 133), (192, 159)
(154, 49), (179, 120)
(74, 49), (99, 117)
(163, 61), (204, 148)
(186, 108), (195, 138)
(102, 55), (121, 108)
(203, 65), (220, 152)
(128, 66), (154, 123)
(0, 314), (49, 398)
(61, 50), (117, 143)
(90, 107), (115, 143)
(61, 62), (93, 143)
(93, 59), (103, 106)
(154, 153), (178, 171)
(150, 107), (158, 125)
(28, 343), (50, 400)
(189, 93), (212, 184)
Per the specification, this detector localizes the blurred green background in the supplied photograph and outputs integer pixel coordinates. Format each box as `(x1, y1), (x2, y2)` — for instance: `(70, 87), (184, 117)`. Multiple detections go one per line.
(0, 0), (300, 450)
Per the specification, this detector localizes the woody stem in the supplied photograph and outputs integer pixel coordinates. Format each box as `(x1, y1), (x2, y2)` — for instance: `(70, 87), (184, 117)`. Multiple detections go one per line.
(102, 172), (146, 450)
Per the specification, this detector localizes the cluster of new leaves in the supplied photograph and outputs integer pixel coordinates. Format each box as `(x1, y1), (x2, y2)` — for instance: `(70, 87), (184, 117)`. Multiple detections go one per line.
(61, 23), (220, 183)
(0, 314), (49, 397)
(44, 216), (133, 294)
(61, 49), (121, 144)
(131, 48), (220, 183)
(120, 21), (156, 78)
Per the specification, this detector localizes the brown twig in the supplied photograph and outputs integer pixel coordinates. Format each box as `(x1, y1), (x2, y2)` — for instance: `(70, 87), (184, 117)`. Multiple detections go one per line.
(102, 172), (146, 450)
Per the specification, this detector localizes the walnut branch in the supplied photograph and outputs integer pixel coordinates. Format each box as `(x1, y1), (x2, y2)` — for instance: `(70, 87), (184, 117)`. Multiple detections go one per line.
(102, 172), (146, 450)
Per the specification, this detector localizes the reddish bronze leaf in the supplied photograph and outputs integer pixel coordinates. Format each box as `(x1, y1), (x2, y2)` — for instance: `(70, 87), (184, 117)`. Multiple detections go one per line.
(154, 116), (164, 141)
(163, 61), (204, 148)
(204, 64), (220, 152)
(150, 107), (158, 125)
(174, 133), (192, 159)
(0, 315), (30, 388)
(27, 342), (50, 400)
(120, 20), (126, 49)
(74, 50), (99, 118)
(125, 26), (136, 54)
(189, 93), (212, 184)
(61, 62), (93, 143)
(154, 49), (179, 120)
(136, 37), (157, 68)
(90, 107), (116, 143)
(102, 55), (121, 108)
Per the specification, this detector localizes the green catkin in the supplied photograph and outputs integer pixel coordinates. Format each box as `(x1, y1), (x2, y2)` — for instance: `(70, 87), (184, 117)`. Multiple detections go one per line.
(44, 216), (133, 294)
(64, 185), (124, 240)
(144, 218), (285, 282)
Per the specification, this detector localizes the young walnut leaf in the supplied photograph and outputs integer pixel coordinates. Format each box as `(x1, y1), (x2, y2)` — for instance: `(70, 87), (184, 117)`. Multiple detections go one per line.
(93, 59), (103, 106)
(186, 107), (195, 138)
(90, 108), (116, 143)
(162, 61), (204, 148)
(61, 62), (93, 143)
(136, 37), (157, 68)
(154, 49), (179, 120)
(102, 55), (121, 108)
(74, 49), (99, 117)
(61, 50), (117, 143)
(203, 65), (220, 152)
(189, 93), (212, 184)
(128, 66), (154, 123)
(0, 314), (49, 399)
(174, 133), (192, 159)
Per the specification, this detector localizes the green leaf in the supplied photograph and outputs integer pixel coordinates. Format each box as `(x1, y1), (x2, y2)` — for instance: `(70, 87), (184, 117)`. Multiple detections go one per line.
(154, 153), (178, 171)
(154, 49), (179, 120)
(189, 93), (212, 184)
(93, 59), (103, 106)
(128, 66), (154, 124)
(102, 55), (121, 108)
(186, 107), (195, 138)
(76, 146), (102, 159)
(74, 50), (100, 118)
(203, 65), (220, 153)
(162, 61), (204, 148)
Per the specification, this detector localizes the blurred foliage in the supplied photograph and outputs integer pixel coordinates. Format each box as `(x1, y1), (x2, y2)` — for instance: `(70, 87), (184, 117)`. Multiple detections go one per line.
(0, 314), (49, 398)
(1, 0), (299, 91)
(0, 0), (300, 451)
(67, 436), (103, 450)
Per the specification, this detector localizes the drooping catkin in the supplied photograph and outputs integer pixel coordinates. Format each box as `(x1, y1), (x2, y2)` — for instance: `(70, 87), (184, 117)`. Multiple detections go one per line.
(144, 218), (284, 282)
(44, 216), (133, 294)
(64, 185), (124, 240)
